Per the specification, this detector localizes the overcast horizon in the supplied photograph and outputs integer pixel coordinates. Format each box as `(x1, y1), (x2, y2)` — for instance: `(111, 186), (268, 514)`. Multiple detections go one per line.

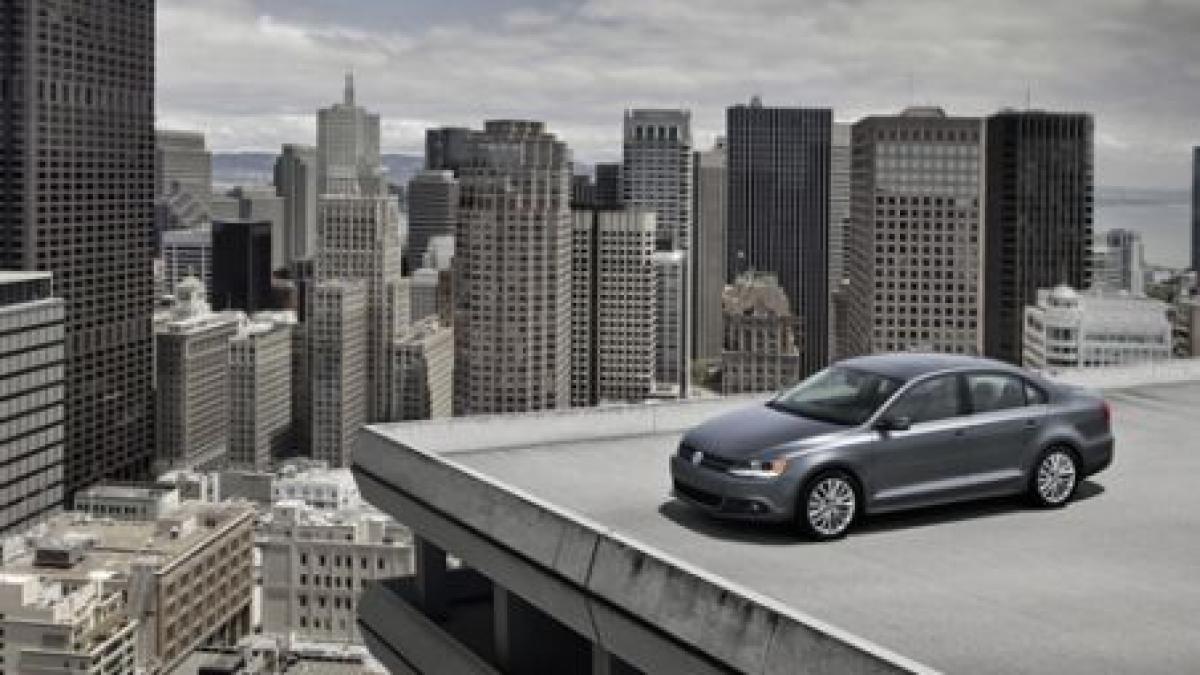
(159, 0), (1200, 192)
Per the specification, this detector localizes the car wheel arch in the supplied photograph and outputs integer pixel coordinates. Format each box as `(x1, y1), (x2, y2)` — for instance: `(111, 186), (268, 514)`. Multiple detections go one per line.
(795, 463), (869, 517)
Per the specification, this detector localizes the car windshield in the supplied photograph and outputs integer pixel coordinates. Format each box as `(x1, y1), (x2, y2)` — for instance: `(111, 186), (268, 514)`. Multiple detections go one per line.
(770, 367), (903, 426)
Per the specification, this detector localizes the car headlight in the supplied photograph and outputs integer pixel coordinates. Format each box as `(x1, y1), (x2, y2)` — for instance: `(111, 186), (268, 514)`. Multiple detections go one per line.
(728, 458), (790, 478)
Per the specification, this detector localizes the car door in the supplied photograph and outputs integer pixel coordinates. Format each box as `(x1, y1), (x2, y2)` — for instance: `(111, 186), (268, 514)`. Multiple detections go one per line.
(961, 372), (1048, 491)
(866, 374), (974, 510)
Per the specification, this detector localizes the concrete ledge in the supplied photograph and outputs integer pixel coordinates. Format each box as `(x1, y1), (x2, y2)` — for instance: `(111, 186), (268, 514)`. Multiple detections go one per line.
(353, 412), (935, 675)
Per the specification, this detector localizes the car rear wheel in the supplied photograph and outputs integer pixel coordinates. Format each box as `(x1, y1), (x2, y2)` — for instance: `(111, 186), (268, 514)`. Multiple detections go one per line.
(797, 471), (858, 541)
(1030, 447), (1079, 508)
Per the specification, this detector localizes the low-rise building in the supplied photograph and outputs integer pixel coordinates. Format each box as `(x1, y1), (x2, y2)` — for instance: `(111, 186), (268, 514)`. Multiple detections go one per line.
(73, 483), (181, 522)
(721, 272), (803, 394)
(1023, 285), (1172, 370)
(258, 502), (411, 645)
(0, 573), (137, 675)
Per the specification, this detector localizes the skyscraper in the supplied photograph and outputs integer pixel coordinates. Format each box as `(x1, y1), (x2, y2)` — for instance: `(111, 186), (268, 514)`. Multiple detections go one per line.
(570, 209), (657, 407)
(983, 111), (1093, 364)
(393, 317), (454, 421)
(314, 194), (407, 421)
(1, 2), (156, 494)
(406, 170), (459, 273)
(828, 123), (851, 360)
(594, 163), (622, 209)
(317, 74), (383, 196)
(305, 281), (367, 467)
(221, 187), (286, 271)
(154, 130), (212, 235)
(211, 220), (274, 313)
(1192, 147), (1199, 273)
(228, 314), (294, 470)
(0, 272), (64, 533)
(693, 139), (727, 364)
(846, 108), (984, 356)
(274, 144), (318, 264)
(425, 127), (472, 174)
(654, 250), (687, 397)
(454, 121), (572, 415)
(726, 99), (831, 376)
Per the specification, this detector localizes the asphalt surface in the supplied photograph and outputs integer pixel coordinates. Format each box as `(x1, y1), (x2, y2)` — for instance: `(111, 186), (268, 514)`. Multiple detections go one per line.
(453, 382), (1200, 674)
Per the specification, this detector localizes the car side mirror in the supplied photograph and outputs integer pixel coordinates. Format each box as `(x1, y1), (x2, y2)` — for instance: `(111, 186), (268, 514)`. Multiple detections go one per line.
(875, 415), (912, 433)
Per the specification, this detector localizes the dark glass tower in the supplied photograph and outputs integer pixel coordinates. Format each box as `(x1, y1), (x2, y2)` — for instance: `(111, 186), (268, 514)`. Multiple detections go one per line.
(726, 99), (831, 375)
(983, 111), (1093, 364)
(212, 220), (274, 313)
(1, 0), (156, 495)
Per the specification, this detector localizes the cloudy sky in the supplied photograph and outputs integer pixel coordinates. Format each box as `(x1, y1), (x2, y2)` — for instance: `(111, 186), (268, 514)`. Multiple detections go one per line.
(157, 0), (1200, 189)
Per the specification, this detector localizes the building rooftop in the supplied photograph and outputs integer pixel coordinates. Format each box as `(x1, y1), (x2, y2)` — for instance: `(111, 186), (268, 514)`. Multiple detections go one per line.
(356, 371), (1200, 673)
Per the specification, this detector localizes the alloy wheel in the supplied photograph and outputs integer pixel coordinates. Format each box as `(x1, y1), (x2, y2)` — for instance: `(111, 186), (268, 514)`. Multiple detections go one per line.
(806, 477), (856, 536)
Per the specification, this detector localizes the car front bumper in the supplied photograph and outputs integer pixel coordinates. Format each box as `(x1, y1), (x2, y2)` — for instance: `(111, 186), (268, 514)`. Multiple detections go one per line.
(669, 454), (797, 522)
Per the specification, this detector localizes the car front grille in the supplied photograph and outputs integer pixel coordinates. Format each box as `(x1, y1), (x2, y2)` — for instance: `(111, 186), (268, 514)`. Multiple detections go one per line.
(678, 442), (740, 473)
(673, 480), (722, 507)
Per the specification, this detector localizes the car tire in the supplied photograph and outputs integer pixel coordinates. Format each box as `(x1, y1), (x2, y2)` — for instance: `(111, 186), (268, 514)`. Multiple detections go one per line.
(796, 470), (859, 541)
(1029, 446), (1080, 508)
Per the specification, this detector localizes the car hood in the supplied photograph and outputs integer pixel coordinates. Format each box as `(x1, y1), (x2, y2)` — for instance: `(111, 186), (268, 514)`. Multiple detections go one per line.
(681, 403), (847, 459)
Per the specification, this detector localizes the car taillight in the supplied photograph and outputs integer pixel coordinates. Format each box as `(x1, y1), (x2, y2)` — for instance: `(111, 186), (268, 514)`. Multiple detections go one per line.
(1100, 400), (1111, 427)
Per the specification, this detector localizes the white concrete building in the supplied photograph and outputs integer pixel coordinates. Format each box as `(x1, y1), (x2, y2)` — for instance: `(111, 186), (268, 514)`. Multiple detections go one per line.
(73, 483), (181, 521)
(654, 250), (687, 398)
(454, 121), (573, 415)
(0, 272), (64, 535)
(161, 227), (212, 298)
(304, 282), (367, 467)
(155, 129), (212, 232)
(258, 502), (411, 645)
(270, 462), (362, 510)
(229, 314), (295, 470)
(393, 318), (454, 421)
(317, 74), (383, 197)
(571, 209), (657, 407)
(154, 277), (243, 472)
(0, 573), (136, 675)
(1023, 285), (1171, 370)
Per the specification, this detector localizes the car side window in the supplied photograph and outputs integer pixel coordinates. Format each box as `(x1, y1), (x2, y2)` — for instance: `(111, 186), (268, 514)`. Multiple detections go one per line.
(966, 373), (1027, 413)
(888, 376), (962, 424)
(1025, 382), (1049, 405)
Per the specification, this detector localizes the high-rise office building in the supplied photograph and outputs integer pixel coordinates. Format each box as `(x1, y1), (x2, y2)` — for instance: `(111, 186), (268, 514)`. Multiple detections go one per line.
(0, 2), (156, 495)
(0, 272), (64, 534)
(228, 314), (294, 471)
(220, 187), (286, 271)
(1191, 147), (1199, 272)
(829, 122), (852, 360)
(154, 129), (212, 234)
(654, 250), (687, 397)
(406, 170), (459, 273)
(693, 139), (727, 363)
(721, 272), (803, 394)
(317, 74), (383, 196)
(570, 209), (657, 407)
(1092, 229), (1146, 296)
(154, 278), (242, 471)
(212, 219), (274, 313)
(425, 127), (472, 174)
(454, 121), (573, 415)
(274, 144), (318, 264)
(846, 108), (984, 356)
(726, 99), (831, 376)
(594, 163), (622, 209)
(983, 111), (1093, 364)
(393, 317), (454, 421)
(305, 281), (367, 467)
(314, 194), (407, 421)
(161, 228), (213, 298)
(622, 110), (693, 250)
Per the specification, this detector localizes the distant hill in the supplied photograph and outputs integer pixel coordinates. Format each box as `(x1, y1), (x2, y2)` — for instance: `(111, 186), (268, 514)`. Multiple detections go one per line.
(212, 152), (424, 189)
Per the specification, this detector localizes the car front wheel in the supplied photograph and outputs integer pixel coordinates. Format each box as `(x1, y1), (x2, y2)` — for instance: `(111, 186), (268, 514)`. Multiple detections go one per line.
(798, 471), (858, 541)
(1030, 447), (1079, 508)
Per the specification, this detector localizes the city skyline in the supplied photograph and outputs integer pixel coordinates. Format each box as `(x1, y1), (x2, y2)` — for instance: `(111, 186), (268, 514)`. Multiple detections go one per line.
(156, 0), (1200, 190)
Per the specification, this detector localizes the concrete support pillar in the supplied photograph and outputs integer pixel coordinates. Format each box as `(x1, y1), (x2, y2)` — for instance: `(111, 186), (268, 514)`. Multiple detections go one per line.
(494, 586), (592, 674)
(592, 645), (642, 675)
(414, 536), (450, 620)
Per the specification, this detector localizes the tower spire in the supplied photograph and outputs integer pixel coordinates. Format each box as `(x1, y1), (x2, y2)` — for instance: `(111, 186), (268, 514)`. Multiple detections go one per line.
(344, 70), (355, 106)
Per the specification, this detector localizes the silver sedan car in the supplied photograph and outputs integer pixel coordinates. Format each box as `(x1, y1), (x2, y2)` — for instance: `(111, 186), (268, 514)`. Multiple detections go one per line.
(670, 354), (1113, 540)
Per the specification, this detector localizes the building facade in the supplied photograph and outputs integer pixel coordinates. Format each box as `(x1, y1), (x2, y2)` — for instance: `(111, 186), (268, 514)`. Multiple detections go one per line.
(622, 110), (693, 251)
(219, 187), (286, 272)
(316, 74), (383, 196)
(161, 228), (213, 299)
(0, 273), (65, 534)
(228, 315), (294, 470)
(726, 99), (831, 376)
(454, 121), (573, 415)
(1023, 285), (1170, 370)
(846, 108), (984, 357)
(570, 209), (657, 407)
(154, 129), (212, 234)
(984, 111), (1094, 364)
(274, 144), (318, 265)
(425, 127), (471, 174)
(721, 273), (803, 394)
(405, 170), (459, 273)
(693, 139), (727, 364)
(1193, 147), (1199, 273)
(654, 250), (687, 397)
(304, 282), (367, 468)
(1092, 228), (1145, 296)
(211, 219), (273, 313)
(0, 0), (156, 496)
(829, 122), (852, 360)
(393, 317), (454, 421)
(154, 278), (242, 471)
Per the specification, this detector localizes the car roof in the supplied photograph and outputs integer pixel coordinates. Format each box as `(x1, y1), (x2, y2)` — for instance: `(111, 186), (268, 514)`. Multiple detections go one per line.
(836, 353), (1027, 382)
